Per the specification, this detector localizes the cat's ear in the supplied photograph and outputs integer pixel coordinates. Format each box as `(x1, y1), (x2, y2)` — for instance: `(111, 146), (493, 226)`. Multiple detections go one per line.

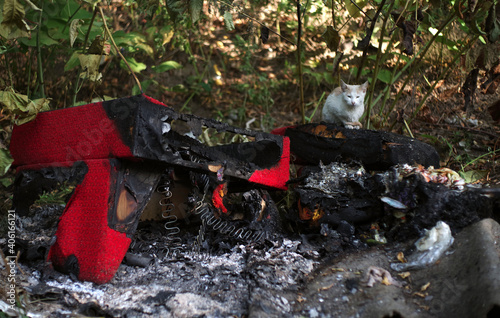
(361, 81), (369, 92)
(340, 79), (348, 91)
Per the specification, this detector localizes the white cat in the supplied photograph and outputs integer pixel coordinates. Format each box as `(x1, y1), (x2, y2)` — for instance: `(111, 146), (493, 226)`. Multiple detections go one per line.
(321, 80), (369, 129)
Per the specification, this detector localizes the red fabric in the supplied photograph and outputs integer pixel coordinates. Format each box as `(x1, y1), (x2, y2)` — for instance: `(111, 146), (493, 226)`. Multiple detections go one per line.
(10, 95), (290, 284)
(270, 125), (295, 136)
(212, 183), (228, 214)
(249, 137), (290, 190)
(47, 159), (131, 284)
(10, 102), (133, 166)
(143, 94), (168, 106)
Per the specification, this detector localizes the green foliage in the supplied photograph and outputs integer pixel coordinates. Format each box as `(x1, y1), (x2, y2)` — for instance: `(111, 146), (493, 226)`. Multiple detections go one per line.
(344, 0), (367, 18)
(323, 26), (340, 51)
(0, 148), (13, 176)
(223, 11), (234, 31)
(152, 60), (183, 72)
(120, 56), (147, 73)
(0, 89), (50, 124)
(190, 0), (204, 23)
(342, 0), (497, 130)
(0, 0), (496, 183)
(32, 182), (75, 207)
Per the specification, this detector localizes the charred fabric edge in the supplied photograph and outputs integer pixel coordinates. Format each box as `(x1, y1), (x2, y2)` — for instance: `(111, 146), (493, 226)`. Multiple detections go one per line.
(107, 160), (163, 237)
(13, 161), (89, 216)
(284, 124), (440, 170)
(102, 94), (283, 179)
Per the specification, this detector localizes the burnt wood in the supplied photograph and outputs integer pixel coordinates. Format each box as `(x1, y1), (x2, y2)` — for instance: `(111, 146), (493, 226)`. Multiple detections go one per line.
(284, 124), (440, 170)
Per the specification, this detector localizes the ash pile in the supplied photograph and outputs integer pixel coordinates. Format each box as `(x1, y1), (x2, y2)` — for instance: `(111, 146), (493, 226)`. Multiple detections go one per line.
(2, 122), (500, 318)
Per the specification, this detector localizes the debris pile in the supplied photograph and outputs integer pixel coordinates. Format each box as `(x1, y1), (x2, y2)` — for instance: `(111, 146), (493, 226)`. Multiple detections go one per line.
(2, 96), (499, 317)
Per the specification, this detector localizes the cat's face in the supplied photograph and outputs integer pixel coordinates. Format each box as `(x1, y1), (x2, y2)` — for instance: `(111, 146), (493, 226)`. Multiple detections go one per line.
(341, 81), (369, 107)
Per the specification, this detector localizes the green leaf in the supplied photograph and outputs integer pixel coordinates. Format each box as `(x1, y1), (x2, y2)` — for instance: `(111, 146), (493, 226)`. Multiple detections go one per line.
(120, 57), (146, 73)
(64, 51), (81, 71)
(17, 98), (50, 124)
(133, 79), (154, 95)
(18, 32), (59, 46)
(322, 26), (340, 51)
(78, 53), (101, 81)
(190, 0), (203, 23)
(2, 0), (26, 29)
(0, 23), (29, 39)
(459, 170), (489, 183)
(0, 177), (13, 187)
(166, 0), (188, 21)
(344, 0), (367, 18)
(0, 149), (13, 176)
(46, 18), (69, 40)
(377, 69), (392, 84)
(152, 60), (183, 73)
(224, 11), (235, 31)
(112, 31), (154, 57)
(33, 182), (75, 207)
(0, 89), (29, 112)
(0, 0), (30, 39)
(0, 90), (50, 125)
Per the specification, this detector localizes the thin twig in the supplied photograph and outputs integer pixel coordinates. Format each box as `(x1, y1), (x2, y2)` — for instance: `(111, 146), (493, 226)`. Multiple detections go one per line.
(36, 2), (45, 98)
(71, 7), (98, 106)
(348, 0), (371, 20)
(214, 0), (296, 46)
(98, 6), (142, 93)
(365, 0), (395, 128)
(297, 0), (305, 124)
(386, 12), (458, 116)
(83, 8), (98, 50)
(62, 5), (82, 33)
(16, 251), (26, 276)
(301, 0), (310, 22)
(331, 0), (335, 29)
(355, 0), (386, 82)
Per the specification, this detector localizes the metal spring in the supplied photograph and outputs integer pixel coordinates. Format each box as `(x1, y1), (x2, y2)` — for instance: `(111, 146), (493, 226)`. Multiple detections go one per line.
(190, 216), (208, 260)
(158, 177), (182, 258)
(193, 201), (265, 242)
(189, 155), (211, 196)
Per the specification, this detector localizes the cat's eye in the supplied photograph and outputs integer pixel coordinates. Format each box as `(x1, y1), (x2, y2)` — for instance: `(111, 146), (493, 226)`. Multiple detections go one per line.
(347, 95), (351, 98)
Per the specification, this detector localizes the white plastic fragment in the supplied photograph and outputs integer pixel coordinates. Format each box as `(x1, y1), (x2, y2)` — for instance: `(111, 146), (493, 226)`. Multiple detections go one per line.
(380, 196), (408, 209)
(391, 221), (454, 271)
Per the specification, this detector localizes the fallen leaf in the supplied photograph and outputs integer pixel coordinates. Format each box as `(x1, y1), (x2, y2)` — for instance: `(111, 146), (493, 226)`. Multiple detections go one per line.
(420, 282), (431, 292)
(318, 283), (334, 291)
(398, 272), (411, 279)
(397, 252), (407, 263)
(381, 276), (391, 286)
(414, 291), (427, 298)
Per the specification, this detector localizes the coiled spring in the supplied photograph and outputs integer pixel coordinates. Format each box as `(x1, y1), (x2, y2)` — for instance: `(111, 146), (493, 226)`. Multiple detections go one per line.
(158, 177), (182, 258)
(193, 201), (265, 242)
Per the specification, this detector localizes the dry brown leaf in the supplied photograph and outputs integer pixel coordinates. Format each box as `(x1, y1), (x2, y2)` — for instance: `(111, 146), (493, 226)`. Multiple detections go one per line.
(397, 252), (407, 263)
